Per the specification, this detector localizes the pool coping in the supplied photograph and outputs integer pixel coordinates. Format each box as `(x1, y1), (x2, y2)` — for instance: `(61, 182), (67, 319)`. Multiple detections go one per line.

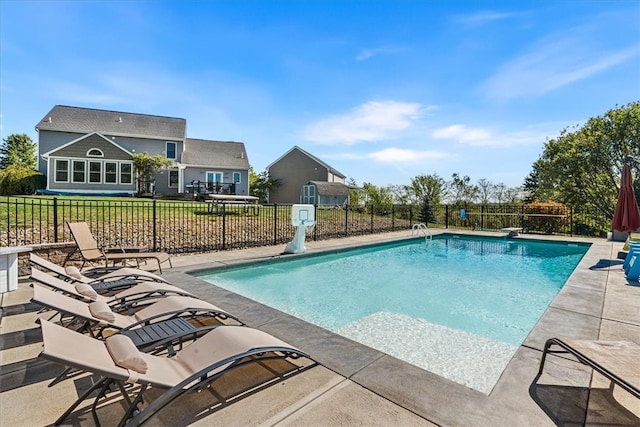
(161, 230), (637, 426)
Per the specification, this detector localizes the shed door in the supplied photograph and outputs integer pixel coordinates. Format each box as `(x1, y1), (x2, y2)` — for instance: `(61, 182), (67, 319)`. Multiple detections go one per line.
(302, 184), (316, 204)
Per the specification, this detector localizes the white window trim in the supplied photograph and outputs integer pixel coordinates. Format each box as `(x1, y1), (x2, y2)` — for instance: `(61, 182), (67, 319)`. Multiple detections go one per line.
(168, 169), (179, 188)
(165, 141), (177, 160)
(232, 171), (241, 183)
(120, 163), (133, 184)
(104, 161), (118, 184)
(87, 148), (104, 157)
(72, 160), (86, 183)
(53, 159), (70, 183)
(88, 161), (102, 184)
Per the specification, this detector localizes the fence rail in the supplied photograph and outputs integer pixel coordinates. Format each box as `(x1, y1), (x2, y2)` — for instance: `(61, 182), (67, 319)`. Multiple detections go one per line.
(1, 197), (609, 252)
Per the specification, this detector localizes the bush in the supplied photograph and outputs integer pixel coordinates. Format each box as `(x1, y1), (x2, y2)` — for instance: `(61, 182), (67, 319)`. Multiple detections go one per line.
(523, 201), (569, 234)
(0, 165), (46, 195)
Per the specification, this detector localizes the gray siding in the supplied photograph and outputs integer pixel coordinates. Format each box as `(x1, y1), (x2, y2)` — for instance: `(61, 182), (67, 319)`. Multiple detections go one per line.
(49, 134), (131, 160)
(269, 151), (329, 203)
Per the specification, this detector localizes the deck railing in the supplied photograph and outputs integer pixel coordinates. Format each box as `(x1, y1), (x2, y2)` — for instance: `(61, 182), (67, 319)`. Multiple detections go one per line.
(1, 197), (609, 252)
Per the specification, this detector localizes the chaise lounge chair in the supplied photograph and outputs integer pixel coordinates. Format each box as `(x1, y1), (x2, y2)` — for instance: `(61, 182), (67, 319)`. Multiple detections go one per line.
(30, 253), (170, 284)
(537, 338), (640, 400)
(39, 319), (312, 426)
(30, 268), (193, 309)
(32, 285), (242, 342)
(66, 221), (172, 273)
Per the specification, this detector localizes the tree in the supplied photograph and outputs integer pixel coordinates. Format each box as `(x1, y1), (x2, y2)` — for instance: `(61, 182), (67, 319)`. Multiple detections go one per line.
(404, 173), (445, 205)
(476, 178), (494, 204)
(447, 173), (479, 205)
(0, 134), (37, 169)
(362, 182), (394, 205)
(249, 167), (280, 203)
(527, 101), (640, 221)
(131, 153), (174, 195)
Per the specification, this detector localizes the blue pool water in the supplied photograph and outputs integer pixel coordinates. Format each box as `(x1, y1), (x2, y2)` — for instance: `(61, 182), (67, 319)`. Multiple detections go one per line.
(196, 235), (589, 393)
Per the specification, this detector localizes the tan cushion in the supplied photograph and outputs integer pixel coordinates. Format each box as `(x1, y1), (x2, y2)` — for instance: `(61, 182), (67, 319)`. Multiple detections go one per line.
(65, 266), (84, 280)
(105, 335), (148, 373)
(88, 301), (115, 323)
(74, 283), (98, 301)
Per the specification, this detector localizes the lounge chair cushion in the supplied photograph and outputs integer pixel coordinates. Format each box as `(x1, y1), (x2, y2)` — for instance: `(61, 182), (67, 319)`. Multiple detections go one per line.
(88, 301), (116, 323)
(65, 266), (84, 280)
(74, 283), (98, 301)
(106, 335), (148, 374)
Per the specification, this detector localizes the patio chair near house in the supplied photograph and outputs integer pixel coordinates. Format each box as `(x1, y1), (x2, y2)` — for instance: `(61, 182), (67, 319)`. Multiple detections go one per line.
(30, 253), (170, 285)
(66, 221), (172, 273)
(536, 338), (640, 400)
(30, 268), (193, 310)
(39, 319), (312, 426)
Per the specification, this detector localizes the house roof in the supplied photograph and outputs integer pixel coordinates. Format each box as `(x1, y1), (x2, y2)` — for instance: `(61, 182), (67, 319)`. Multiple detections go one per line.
(308, 181), (350, 197)
(267, 146), (346, 178)
(36, 105), (187, 141)
(182, 138), (250, 169)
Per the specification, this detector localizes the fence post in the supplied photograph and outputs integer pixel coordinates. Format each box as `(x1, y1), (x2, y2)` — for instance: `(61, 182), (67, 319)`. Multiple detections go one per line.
(392, 204), (395, 230)
(222, 204), (227, 250)
(570, 206), (574, 237)
(345, 205), (349, 236)
(313, 204), (318, 241)
(152, 200), (157, 251)
(53, 197), (59, 242)
(273, 204), (278, 245)
(445, 205), (449, 229)
(370, 205), (374, 233)
(481, 205), (485, 230)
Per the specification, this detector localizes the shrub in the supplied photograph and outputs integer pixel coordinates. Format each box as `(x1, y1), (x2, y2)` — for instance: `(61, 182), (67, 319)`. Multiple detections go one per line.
(0, 165), (46, 195)
(523, 201), (569, 234)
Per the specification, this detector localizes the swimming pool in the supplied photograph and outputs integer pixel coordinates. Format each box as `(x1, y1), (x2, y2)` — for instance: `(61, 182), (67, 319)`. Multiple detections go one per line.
(195, 235), (589, 393)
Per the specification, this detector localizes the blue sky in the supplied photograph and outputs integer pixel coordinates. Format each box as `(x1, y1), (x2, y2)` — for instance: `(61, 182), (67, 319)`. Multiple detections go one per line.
(1, 1), (638, 188)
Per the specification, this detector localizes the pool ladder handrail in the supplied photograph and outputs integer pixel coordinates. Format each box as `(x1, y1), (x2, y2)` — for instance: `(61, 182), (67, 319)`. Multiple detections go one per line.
(411, 223), (432, 241)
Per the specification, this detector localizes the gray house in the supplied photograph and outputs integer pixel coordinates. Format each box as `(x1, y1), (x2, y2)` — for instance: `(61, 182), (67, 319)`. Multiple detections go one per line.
(36, 105), (249, 195)
(266, 146), (347, 204)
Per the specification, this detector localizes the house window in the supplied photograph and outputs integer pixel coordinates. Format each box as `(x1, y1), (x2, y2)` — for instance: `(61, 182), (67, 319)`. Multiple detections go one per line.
(72, 160), (86, 183)
(168, 170), (178, 188)
(302, 184), (316, 204)
(54, 160), (69, 182)
(89, 161), (102, 183)
(87, 148), (104, 157)
(105, 162), (117, 183)
(166, 142), (176, 159)
(120, 163), (132, 184)
(233, 172), (241, 183)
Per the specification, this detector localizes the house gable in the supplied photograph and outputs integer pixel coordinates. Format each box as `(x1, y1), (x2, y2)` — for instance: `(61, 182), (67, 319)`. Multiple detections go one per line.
(43, 132), (132, 160)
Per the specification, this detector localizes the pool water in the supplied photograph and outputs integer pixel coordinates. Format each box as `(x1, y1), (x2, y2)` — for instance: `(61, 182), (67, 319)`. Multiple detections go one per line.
(196, 235), (589, 393)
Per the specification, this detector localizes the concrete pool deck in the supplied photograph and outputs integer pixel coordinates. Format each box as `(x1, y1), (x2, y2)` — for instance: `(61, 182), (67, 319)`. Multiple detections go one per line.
(1, 230), (639, 426)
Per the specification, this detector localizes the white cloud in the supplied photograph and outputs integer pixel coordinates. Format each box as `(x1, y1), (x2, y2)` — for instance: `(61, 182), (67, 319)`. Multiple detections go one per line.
(432, 124), (546, 148)
(368, 147), (449, 163)
(455, 10), (517, 26)
(356, 46), (406, 61)
(483, 32), (639, 100)
(303, 100), (423, 145)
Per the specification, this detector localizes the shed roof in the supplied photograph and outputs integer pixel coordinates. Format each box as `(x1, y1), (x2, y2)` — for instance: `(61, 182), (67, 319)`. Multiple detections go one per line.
(268, 146), (346, 178)
(182, 138), (250, 169)
(308, 181), (350, 197)
(36, 105), (186, 141)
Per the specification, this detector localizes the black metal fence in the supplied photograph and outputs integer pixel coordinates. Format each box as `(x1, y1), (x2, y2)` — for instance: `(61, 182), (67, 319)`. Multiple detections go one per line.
(1, 197), (609, 253)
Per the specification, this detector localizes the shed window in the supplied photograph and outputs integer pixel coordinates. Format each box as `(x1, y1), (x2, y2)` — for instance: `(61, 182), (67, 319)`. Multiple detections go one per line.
(233, 172), (241, 183)
(87, 148), (104, 157)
